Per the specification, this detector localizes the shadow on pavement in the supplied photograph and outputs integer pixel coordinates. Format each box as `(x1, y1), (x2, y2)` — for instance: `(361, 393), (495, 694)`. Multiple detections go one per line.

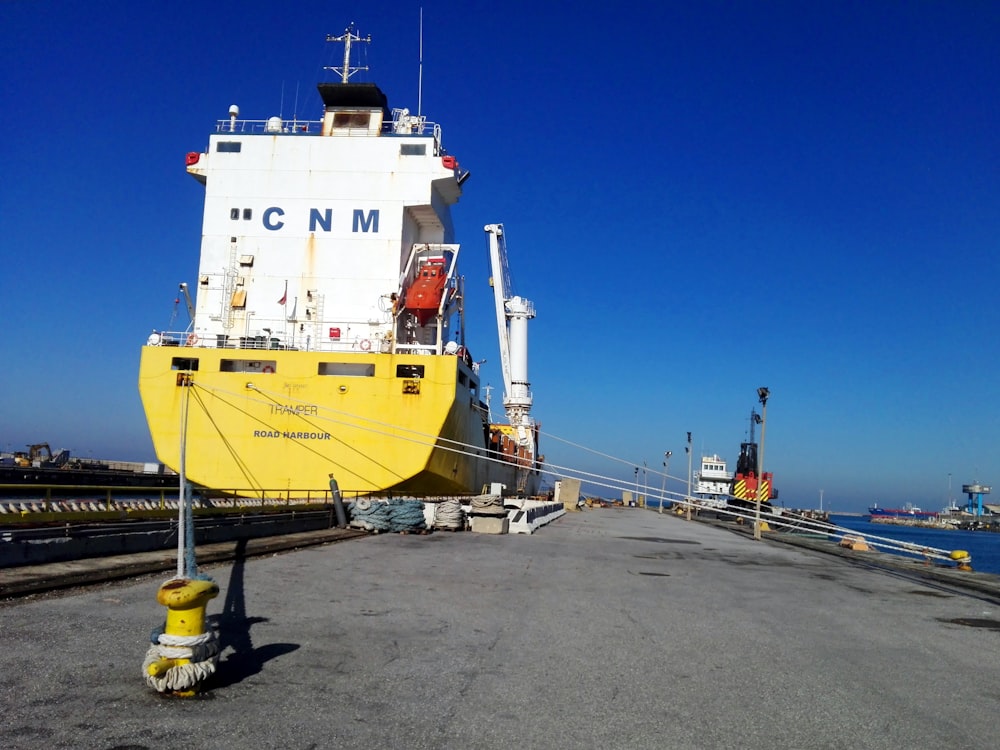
(208, 539), (299, 689)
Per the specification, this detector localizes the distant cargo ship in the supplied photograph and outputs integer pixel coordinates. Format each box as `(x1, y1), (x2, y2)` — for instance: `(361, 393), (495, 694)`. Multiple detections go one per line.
(868, 503), (939, 520)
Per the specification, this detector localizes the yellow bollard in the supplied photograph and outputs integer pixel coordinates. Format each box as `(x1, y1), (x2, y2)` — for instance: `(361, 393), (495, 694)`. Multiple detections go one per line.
(950, 550), (972, 572)
(156, 577), (219, 638)
(143, 578), (220, 696)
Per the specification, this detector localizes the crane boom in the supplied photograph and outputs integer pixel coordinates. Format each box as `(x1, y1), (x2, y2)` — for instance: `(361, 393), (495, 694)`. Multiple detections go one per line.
(178, 283), (196, 323)
(484, 224), (536, 448)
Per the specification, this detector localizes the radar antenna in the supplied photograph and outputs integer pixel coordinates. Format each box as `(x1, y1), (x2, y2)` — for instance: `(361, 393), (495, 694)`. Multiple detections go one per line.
(325, 25), (371, 83)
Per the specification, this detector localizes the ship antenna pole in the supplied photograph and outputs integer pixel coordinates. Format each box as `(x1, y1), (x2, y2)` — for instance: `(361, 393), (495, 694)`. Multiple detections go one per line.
(325, 25), (371, 83)
(418, 8), (424, 117)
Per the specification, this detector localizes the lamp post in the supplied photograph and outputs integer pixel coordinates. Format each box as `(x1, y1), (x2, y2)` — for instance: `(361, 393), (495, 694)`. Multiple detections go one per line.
(685, 431), (692, 521)
(660, 451), (672, 514)
(633, 467), (638, 507)
(754, 387), (770, 541)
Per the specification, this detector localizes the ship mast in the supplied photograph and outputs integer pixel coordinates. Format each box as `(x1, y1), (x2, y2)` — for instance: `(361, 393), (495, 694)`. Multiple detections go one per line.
(325, 25), (371, 83)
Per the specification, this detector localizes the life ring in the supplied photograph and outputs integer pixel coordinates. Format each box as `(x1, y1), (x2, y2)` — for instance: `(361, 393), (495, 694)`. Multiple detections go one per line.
(185, 333), (199, 347)
(359, 339), (371, 351)
(262, 365), (274, 374)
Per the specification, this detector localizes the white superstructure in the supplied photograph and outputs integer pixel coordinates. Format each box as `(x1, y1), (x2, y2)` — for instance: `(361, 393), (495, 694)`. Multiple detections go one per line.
(695, 454), (732, 505)
(182, 59), (466, 356)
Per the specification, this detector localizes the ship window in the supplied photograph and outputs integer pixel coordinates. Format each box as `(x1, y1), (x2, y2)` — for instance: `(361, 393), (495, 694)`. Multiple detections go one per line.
(231, 289), (247, 308)
(333, 112), (371, 128)
(243, 208), (252, 220)
(400, 143), (426, 156)
(220, 359), (277, 373)
(171, 357), (199, 371)
(318, 363), (375, 377)
(217, 141), (242, 152)
(396, 364), (425, 379)
(230, 208), (239, 220)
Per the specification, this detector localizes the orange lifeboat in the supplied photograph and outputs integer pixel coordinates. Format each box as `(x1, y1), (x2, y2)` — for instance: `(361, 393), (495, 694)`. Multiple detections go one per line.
(403, 258), (447, 326)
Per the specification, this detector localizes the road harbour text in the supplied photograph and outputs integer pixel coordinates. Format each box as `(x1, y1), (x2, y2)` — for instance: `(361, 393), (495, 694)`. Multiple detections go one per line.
(253, 430), (332, 440)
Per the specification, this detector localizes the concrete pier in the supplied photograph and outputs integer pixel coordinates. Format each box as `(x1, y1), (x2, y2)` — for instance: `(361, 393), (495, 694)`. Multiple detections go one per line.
(2, 508), (998, 748)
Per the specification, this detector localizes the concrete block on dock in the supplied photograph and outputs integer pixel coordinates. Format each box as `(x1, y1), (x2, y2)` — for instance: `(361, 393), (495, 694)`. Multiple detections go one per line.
(470, 516), (509, 535)
(554, 478), (581, 512)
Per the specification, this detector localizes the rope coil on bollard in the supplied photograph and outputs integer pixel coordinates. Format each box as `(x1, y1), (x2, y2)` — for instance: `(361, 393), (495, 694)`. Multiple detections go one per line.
(142, 629), (220, 694)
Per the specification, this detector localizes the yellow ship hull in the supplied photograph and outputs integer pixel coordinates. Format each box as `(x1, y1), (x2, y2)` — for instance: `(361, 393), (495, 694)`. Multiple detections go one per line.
(138, 346), (533, 496)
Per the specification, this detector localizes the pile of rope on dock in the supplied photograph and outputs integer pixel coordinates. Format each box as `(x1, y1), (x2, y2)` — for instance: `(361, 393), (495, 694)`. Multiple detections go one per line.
(432, 498), (465, 530)
(469, 493), (506, 516)
(348, 498), (427, 533)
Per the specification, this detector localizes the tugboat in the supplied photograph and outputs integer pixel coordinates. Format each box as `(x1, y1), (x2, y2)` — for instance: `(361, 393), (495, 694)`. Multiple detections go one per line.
(694, 454), (732, 509)
(729, 409), (777, 511)
(137, 27), (541, 497)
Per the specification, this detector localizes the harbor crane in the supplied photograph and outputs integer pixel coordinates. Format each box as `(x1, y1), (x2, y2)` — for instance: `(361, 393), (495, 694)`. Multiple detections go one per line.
(484, 224), (536, 474)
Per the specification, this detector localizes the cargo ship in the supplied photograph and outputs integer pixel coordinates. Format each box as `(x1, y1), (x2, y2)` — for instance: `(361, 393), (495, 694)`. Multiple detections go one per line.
(868, 504), (939, 521)
(138, 27), (541, 497)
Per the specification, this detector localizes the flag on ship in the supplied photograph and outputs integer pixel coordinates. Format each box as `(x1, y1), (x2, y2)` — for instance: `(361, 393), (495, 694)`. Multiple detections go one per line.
(278, 281), (287, 305)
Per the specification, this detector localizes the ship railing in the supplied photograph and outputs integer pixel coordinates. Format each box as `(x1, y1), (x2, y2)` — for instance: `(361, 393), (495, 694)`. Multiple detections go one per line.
(395, 343), (438, 354)
(149, 330), (420, 355)
(214, 118), (442, 145)
(215, 118), (323, 134)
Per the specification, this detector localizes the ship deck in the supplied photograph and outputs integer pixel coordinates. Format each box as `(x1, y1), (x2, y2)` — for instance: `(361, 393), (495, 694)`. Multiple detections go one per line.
(2, 509), (999, 748)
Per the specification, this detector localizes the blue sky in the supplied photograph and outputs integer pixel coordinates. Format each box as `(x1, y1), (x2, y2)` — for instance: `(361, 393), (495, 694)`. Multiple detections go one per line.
(2, 1), (998, 512)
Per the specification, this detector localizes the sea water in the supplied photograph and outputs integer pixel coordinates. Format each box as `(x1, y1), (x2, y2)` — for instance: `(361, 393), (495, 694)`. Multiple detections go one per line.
(831, 514), (1000, 576)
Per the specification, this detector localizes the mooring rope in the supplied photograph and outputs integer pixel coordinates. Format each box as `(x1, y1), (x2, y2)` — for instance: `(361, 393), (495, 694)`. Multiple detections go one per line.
(141, 629), (220, 694)
(432, 498), (465, 530)
(348, 498), (392, 531)
(469, 493), (506, 516)
(387, 499), (426, 532)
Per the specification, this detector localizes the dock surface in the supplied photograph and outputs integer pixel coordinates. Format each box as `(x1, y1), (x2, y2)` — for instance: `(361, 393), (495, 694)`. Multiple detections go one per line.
(2, 508), (998, 749)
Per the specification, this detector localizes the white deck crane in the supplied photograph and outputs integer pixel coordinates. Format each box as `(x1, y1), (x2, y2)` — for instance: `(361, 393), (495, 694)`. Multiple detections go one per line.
(484, 224), (536, 461)
(178, 283), (196, 323)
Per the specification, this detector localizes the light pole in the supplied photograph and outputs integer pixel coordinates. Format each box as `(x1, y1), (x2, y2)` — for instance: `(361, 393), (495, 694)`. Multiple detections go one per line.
(754, 387), (770, 540)
(660, 451), (672, 514)
(633, 467), (638, 507)
(685, 431), (692, 521)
